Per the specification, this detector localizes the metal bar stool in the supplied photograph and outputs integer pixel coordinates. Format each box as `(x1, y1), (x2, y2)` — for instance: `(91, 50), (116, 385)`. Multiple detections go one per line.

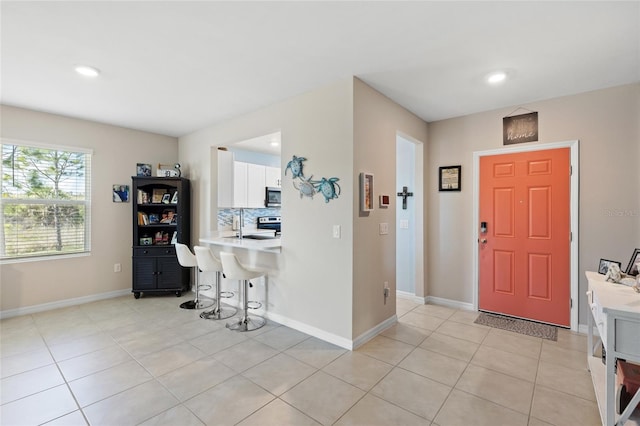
(193, 246), (237, 320)
(219, 252), (267, 332)
(175, 242), (214, 310)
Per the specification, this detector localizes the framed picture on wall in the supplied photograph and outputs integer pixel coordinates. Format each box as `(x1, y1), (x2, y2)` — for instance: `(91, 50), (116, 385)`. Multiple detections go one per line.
(439, 165), (461, 191)
(360, 172), (374, 212)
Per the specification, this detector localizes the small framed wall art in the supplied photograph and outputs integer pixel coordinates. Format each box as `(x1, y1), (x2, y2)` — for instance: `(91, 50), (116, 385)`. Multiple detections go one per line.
(439, 165), (461, 191)
(360, 172), (374, 212)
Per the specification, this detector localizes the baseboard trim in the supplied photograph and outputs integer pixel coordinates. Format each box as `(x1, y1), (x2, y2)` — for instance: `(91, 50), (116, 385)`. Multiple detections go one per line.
(425, 296), (475, 311)
(396, 291), (427, 304)
(0, 289), (131, 319)
(264, 311), (354, 350)
(578, 323), (599, 337)
(352, 315), (398, 350)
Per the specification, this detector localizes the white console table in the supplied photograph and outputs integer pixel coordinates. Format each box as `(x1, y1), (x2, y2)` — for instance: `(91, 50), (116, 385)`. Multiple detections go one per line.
(586, 271), (640, 425)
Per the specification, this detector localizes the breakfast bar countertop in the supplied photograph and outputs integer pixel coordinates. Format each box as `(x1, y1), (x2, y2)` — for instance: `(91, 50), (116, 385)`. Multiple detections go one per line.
(199, 231), (281, 253)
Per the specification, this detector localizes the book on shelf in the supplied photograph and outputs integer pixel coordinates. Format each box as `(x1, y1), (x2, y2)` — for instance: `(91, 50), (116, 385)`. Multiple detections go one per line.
(137, 212), (149, 225)
(137, 189), (150, 204)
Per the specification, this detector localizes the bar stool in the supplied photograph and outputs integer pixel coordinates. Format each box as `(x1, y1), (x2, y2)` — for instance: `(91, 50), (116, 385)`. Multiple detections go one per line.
(175, 243), (214, 310)
(193, 246), (237, 320)
(219, 252), (267, 332)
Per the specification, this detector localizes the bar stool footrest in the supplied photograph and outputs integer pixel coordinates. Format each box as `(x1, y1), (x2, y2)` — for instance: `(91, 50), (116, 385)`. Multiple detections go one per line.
(247, 301), (262, 310)
(220, 291), (234, 298)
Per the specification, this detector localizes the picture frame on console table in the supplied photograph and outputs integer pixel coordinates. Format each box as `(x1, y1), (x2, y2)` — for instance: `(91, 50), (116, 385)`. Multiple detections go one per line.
(625, 248), (640, 276)
(598, 258), (621, 275)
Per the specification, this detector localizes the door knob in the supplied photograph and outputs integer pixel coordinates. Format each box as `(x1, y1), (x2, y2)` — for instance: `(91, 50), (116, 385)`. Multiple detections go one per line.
(480, 239), (487, 244)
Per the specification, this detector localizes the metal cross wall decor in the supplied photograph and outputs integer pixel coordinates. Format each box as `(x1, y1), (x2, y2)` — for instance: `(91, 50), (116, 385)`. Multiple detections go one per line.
(397, 186), (413, 210)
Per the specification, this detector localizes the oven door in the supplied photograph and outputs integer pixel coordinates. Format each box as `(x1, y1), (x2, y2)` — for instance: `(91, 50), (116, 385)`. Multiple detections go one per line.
(265, 187), (281, 207)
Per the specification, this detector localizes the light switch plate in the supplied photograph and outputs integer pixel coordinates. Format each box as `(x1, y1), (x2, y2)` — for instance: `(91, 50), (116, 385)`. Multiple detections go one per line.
(400, 219), (409, 229)
(379, 223), (389, 235)
(333, 225), (341, 239)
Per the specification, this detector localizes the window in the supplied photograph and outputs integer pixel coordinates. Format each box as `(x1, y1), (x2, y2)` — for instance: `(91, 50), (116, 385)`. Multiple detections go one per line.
(1, 140), (91, 260)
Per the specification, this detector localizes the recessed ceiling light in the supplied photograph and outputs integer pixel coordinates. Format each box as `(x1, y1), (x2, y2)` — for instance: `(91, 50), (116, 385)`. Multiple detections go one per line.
(487, 71), (507, 85)
(74, 65), (100, 78)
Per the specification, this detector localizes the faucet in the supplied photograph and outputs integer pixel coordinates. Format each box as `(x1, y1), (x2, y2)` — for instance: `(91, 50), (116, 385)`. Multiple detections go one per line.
(238, 208), (244, 239)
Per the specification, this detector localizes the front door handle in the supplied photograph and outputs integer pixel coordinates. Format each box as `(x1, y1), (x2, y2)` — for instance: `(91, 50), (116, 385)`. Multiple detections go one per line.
(480, 238), (487, 244)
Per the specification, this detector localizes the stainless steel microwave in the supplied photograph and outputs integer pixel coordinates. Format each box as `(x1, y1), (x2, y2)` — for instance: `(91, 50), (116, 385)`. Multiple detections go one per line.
(265, 187), (281, 207)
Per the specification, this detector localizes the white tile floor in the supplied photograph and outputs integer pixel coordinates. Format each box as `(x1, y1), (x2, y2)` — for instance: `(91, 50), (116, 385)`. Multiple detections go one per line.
(0, 294), (602, 425)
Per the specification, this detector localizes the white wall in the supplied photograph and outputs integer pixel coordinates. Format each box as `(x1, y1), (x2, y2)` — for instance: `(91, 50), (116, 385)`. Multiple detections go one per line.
(179, 79), (355, 343)
(0, 105), (179, 314)
(427, 84), (640, 325)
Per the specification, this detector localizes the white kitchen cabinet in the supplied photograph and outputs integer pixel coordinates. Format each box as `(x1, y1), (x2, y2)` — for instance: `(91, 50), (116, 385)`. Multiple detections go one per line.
(265, 166), (282, 187)
(246, 163), (266, 207)
(233, 162), (248, 207)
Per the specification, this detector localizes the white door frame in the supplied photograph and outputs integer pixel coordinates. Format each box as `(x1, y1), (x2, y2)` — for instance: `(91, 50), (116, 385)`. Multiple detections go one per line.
(472, 140), (579, 331)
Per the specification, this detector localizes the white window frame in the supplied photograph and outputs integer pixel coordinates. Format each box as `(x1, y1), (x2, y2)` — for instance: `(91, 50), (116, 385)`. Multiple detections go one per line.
(1, 138), (92, 263)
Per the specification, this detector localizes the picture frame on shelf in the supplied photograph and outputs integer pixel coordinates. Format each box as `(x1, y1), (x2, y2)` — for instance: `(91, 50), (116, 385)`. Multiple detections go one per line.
(625, 248), (640, 276)
(148, 213), (160, 224)
(136, 163), (152, 177)
(439, 165), (461, 191)
(598, 258), (621, 275)
(151, 188), (165, 203)
(161, 193), (171, 204)
(171, 191), (178, 204)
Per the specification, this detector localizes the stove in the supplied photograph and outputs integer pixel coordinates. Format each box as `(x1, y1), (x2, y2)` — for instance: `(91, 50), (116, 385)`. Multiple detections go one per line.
(257, 216), (281, 234)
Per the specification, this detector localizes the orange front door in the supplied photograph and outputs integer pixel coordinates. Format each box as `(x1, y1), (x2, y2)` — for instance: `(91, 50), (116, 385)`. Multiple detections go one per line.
(479, 148), (570, 326)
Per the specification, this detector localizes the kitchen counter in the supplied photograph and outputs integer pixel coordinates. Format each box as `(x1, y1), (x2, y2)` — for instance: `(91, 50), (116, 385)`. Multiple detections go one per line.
(199, 231), (281, 252)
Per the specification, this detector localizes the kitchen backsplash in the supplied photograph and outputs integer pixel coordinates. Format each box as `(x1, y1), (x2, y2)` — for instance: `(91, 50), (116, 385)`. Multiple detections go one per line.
(218, 208), (281, 228)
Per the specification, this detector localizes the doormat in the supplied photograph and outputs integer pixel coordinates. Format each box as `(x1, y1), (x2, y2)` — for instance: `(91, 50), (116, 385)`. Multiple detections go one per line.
(474, 312), (557, 341)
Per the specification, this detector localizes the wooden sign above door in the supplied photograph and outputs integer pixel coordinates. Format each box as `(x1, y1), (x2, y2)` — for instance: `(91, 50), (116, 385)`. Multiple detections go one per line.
(503, 111), (538, 145)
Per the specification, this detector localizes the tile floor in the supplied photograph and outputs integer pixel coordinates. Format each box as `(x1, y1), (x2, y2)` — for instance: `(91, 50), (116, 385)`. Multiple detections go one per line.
(0, 294), (603, 425)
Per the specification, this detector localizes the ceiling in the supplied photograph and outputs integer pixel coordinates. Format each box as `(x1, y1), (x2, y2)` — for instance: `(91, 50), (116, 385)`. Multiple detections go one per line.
(2, 2), (639, 139)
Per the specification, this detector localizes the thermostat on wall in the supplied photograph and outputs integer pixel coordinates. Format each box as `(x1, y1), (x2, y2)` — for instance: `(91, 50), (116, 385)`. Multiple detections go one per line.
(379, 194), (390, 207)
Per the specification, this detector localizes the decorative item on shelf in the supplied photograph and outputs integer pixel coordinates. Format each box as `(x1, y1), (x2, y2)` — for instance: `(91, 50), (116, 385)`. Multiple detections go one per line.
(113, 184), (129, 202)
(171, 191), (178, 204)
(439, 165), (461, 191)
(140, 235), (152, 245)
(598, 258), (622, 275)
(286, 154), (341, 204)
(160, 210), (175, 224)
(154, 231), (164, 244)
(605, 263), (622, 283)
(151, 188), (165, 203)
(157, 163), (180, 177)
(148, 213), (160, 224)
(360, 173), (374, 212)
(161, 193), (171, 204)
(136, 163), (152, 177)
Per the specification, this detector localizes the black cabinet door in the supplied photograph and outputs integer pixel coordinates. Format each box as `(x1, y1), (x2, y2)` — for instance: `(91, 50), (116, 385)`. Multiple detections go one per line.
(156, 256), (182, 289)
(133, 257), (156, 290)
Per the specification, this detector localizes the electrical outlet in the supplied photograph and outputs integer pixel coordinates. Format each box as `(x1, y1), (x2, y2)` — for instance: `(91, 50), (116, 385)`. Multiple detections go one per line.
(333, 225), (341, 239)
(114, 263), (121, 273)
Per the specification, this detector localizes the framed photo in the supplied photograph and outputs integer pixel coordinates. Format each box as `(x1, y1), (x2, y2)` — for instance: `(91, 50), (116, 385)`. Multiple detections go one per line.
(598, 258), (622, 275)
(439, 165), (461, 191)
(112, 184), (129, 202)
(136, 163), (152, 177)
(151, 188), (165, 203)
(625, 248), (640, 276)
(171, 191), (178, 204)
(359, 172), (374, 212)
(161, 193), (171, 204)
